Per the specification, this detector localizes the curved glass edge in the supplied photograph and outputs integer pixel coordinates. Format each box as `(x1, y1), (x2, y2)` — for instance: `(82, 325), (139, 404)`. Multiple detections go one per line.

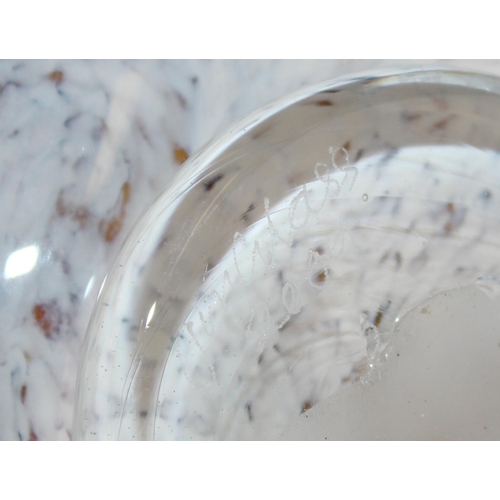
(72, 67), (500, 439)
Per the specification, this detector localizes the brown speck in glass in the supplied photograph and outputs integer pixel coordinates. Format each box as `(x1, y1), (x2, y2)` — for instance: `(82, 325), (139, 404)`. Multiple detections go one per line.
(122, 182), (131, 206)
(301, 401), (313, 414)
(48, 70), (64, 84)
(100, 218), (123, 243)
(20, 385), (27, 404)
(313, 269), (328, 283)
(99, 182), (130, 243)
(173, 145), (189, 165)
(32, 302), (62, 339)
(432, 116), (453, 131)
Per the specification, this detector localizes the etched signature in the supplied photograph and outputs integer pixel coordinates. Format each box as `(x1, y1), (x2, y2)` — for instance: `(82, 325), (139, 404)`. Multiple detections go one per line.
(178, 146), (359, 379)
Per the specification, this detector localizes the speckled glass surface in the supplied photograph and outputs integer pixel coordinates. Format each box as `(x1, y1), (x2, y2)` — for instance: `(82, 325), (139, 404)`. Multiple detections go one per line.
(74, 69), (500, 440)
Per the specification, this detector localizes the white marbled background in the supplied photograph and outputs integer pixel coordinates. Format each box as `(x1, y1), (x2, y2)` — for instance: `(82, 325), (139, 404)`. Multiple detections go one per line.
(1, 59), (499, 440)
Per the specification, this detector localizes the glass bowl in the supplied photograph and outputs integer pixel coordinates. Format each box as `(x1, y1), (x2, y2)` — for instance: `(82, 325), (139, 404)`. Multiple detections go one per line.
(74, 68), (500, 440)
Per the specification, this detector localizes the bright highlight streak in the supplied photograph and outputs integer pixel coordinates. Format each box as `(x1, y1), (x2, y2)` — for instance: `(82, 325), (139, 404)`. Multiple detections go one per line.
(4, 245), (39, 279)
(84, 275), (96, 299)
(146, 302), (156, 329)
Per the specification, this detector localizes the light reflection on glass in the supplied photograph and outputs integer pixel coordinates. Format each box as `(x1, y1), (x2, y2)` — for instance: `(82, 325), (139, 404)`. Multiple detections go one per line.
(84, 275), (95, 299)
(146, 302), (156, 329)
(97, 275), (107, 300)
(4, 245), (39, 279)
